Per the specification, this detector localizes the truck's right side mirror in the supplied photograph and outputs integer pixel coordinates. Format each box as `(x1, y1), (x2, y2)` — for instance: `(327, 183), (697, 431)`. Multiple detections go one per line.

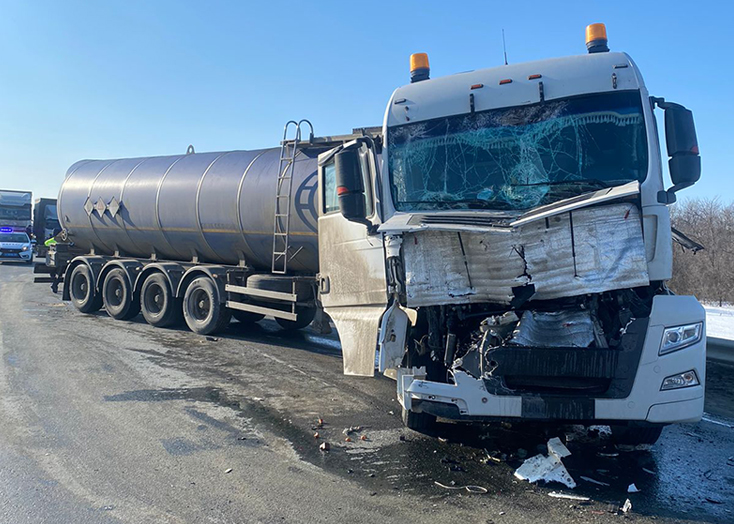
(334, 148), (367, 222)
(655, 99), (701, 204)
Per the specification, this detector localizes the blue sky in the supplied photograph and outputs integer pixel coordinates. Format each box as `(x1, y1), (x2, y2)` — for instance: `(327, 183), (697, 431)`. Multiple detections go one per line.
(0, 0), (731, 203)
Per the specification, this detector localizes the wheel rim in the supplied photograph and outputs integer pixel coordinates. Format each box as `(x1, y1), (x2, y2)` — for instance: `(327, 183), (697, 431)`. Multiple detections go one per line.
(144, 283), (165, 315)
(189, 288), (210, 321)
(106, 278), (124, 308)
(71, 272), (88, 301)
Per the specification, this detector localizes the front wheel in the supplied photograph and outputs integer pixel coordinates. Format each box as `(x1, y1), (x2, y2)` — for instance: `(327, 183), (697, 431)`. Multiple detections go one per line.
(182, 276), (231, 335)
(610, 425), (664, 446)
(275, 306), (316, 331)
(402, 407), (437, 434)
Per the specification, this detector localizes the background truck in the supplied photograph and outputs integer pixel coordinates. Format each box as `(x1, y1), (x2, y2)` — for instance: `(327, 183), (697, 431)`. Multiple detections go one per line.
(0, 190), (32, 231)
(44, 24), (704, 444)
(32, 197), (60, 257)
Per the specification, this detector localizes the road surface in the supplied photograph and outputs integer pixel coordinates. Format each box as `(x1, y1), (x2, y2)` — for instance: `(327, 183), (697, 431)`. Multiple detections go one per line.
(1, 262), (732, 523)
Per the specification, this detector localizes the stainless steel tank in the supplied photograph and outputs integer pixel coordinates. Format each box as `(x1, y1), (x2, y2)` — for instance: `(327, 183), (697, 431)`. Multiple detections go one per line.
(58, 148), (320, 273)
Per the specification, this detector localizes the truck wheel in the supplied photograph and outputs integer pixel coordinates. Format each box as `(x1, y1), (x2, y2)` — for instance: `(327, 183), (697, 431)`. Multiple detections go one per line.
(183, 276), (231, 335)
(140, 272), (181, 327)
(102, 268), (140, 320)
(610, 425), (664, 446)
(232, 310), (265, 324)
(275, 306), (316, 331)
(402, 407), (437, 434)
(69, 264), (102, 313)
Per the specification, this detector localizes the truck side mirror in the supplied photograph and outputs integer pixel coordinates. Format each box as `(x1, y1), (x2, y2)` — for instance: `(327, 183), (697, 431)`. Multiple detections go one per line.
(654, 98), (701, 204)
(335, 148), (367, 222)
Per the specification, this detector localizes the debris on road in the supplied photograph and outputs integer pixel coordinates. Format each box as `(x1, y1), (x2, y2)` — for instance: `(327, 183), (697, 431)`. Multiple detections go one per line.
(627, 483), (640, 493)
(621, 498), (633, 513)
(434, 481), (488, 494)
(514, 437), (576, 489)
(313, 432), (320, 439)
(342, 426), (362, 436)
(579, 475), (610, 487)
(548, 491), (590, 501)
(319, 442), (330, 452)
(205, 336), (219, 342)
(224, 468), (233, 474)
(705, 497), (724, 504)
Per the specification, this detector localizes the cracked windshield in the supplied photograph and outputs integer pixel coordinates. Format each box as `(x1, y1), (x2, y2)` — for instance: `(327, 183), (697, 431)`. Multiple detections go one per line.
(388, 91), (648, 211)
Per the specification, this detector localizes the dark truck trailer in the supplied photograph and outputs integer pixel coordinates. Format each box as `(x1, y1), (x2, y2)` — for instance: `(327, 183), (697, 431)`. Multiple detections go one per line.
(52, 125), (379, 334)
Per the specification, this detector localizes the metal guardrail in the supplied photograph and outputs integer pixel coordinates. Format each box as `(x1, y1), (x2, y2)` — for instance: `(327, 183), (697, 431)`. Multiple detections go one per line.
(707, 337), (734, 365)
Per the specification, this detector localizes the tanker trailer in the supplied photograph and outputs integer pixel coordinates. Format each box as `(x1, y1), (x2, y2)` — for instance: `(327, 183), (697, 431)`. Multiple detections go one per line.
(54, 124), (383, 336)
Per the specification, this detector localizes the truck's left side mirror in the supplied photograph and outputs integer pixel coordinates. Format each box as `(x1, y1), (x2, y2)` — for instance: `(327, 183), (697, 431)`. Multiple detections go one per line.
(335, 148), (367, 222)
(654, 98), (701, 204)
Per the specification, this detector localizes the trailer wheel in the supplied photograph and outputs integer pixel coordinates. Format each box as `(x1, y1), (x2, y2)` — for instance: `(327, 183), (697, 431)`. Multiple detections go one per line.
(140, 272), (181, 327)
(69, 264), (102, 313)
(183, 276), (231, 335)
(102, 268), (140, 320)
(232, 310), (265, 324)
(610, 425), (664, 446)
(275, 306), (316, 331)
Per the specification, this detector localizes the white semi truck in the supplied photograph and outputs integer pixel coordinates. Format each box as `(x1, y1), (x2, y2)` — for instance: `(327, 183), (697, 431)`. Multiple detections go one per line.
(47, 24), (704, 444)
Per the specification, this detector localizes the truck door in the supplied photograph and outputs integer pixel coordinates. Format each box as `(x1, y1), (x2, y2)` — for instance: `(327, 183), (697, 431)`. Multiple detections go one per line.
(317, 142), (387, 376)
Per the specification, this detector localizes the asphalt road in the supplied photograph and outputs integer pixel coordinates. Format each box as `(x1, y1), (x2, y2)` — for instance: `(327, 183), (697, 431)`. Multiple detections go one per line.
(1, 262), (733, 524)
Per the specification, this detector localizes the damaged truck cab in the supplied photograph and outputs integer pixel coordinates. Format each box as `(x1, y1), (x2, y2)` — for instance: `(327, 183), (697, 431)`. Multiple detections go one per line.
(321, 24), (704, 443)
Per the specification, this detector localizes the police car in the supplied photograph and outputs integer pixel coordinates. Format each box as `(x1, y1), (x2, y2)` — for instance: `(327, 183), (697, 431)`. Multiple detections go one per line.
(0, 227), (33, 264)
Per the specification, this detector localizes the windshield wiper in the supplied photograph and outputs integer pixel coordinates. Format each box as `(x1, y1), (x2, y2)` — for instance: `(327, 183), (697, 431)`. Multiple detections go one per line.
(512, 178), (633, 189)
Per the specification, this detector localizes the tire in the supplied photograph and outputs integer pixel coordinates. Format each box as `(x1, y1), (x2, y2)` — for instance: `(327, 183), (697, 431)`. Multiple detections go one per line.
(610, 425), (664, 446)
(182, 276), (231, 335)
(102, 268), (140, 320)
(140, 272), (182, 328)
(275, 306), (316, 331)
(402, 406), (437, 434)
(69, 264), (102, 313)
(232, 310), (265, 324)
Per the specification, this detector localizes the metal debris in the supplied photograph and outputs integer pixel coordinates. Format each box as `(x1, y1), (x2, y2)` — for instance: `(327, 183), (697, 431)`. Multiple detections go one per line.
(224, 468), (233, 474)
(621, 499), (633, 513)
(627, 483), (640, 493)
(434, 481), (488, 494)
(580, 475), (610, 487)
(319, 442), (330, 452)
(548, 491), (590, 501)
(514, 437), (576, 488)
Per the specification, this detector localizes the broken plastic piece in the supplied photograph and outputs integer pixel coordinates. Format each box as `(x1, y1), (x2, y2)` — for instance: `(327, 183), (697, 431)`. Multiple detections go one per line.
(434, 481), (488, 494)
(319, 442), (330, 452)
(514, 437), (576, 488)
(580, 475), (610, 487)
(627, 483), (640, 493)
(621, 499), (633, 513)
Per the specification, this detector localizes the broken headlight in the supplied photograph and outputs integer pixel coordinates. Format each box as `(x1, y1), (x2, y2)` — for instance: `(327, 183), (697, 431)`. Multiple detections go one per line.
(659, 322), (702, 355)
(660, 370), (699, 390)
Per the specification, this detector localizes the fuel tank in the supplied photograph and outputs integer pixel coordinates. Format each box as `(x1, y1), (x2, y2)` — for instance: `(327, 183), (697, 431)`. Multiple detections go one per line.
(58, 148), (321, 273)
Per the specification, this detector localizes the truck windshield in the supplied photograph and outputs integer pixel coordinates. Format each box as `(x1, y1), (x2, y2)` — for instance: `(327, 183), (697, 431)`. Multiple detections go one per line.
(387, 91), (648, 211)
(0, 206), (32, 221)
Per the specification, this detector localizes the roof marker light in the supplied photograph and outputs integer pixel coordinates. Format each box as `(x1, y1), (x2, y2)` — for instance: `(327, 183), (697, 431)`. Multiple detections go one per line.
(470, 83), (484, 90)
(528, 74), (542, 80)
(499, 79), (512, 85)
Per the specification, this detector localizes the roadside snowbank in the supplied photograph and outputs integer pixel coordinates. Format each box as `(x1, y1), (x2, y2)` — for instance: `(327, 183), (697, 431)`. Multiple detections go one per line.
(705, 305), (734, 341)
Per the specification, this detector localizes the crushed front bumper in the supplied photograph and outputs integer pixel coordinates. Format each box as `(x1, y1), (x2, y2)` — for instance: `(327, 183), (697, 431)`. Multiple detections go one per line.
(398, 295), (706, 424)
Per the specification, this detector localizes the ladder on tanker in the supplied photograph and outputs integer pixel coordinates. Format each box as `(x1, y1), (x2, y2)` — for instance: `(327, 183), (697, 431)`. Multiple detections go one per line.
(271, 119), (314, 274)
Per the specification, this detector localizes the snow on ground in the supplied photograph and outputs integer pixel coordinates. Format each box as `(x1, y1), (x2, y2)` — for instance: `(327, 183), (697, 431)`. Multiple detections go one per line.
(705, 305), (734, 340)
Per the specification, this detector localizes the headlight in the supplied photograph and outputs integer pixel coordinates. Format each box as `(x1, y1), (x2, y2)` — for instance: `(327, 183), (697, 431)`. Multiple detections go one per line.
(660, 322), (702, 355)
(21, 245), (29, 251)
(661, 370), (699, 390)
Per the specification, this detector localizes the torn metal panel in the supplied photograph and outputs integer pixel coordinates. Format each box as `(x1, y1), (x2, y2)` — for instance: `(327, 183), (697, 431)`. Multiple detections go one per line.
(328, 305), (385, 377)
(510, 310), (594, 348)
(377, 301), (415, 373)
(402, 202), (649, 307)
